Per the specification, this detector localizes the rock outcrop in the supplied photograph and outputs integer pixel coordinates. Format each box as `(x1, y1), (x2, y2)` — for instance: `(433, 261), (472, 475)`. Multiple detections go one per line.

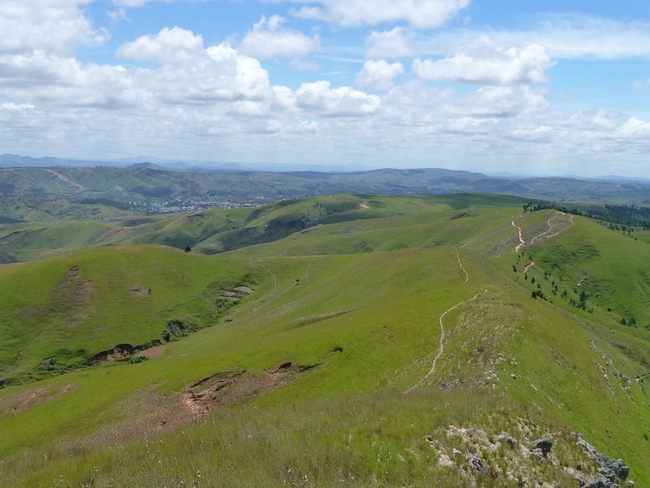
(583, 476), (617, 488)
(577, 433), (630, 486)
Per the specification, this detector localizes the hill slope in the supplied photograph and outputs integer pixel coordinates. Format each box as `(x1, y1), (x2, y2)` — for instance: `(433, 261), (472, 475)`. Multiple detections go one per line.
(0, 195), (648, 487)
(0, 194), (528, 263)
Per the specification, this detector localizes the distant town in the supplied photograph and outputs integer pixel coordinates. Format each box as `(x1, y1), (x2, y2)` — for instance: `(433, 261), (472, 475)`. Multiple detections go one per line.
(142, 198), (269, 214)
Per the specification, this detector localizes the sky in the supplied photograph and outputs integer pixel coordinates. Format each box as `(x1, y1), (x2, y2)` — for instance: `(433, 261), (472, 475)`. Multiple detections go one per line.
(2, 0), (650, 176)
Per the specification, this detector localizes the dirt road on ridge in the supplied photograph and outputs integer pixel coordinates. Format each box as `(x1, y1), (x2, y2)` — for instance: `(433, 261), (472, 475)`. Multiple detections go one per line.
(45, 169), (86, 189)
(512, 211), (573, 253)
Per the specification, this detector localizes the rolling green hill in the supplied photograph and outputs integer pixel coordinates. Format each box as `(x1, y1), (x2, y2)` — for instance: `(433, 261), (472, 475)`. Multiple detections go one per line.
(0, 194), (528, 263)
(0, 195), (648, 487)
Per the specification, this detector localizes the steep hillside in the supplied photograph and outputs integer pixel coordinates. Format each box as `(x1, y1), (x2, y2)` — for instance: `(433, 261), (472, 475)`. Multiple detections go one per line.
(0, 246), (254, 384)
(0, 196), (648, 487)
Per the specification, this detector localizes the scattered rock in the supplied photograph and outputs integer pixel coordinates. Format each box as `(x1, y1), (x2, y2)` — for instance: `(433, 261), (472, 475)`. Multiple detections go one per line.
(468, 453), (488, 475)
(583, 476), (618, 488)
(577, 433), (629, 482)
(577, 433), (598, 457)
(598, 456), (629, 482)
(600, 467), (616, 483)
(532, 439), (552, 456)
(530, 384), (538, 392)
(438, 453), (455, 468)
(531, 448), (546, 462)
(496, 434), (517, 448)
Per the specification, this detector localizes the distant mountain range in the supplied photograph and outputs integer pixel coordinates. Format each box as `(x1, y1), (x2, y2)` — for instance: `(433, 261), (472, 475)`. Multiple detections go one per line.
(0, 153), (361, 173)
(2, 154), (650, 205)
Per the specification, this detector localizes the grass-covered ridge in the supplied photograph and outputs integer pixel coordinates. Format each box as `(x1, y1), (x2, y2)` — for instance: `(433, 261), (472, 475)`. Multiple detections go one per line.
(0, 194), (649, 486)
(0, 193), (529, 263)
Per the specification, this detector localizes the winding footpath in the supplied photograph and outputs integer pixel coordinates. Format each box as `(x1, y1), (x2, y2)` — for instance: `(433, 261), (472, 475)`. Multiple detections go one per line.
(406, 249), (486, 393)
(512, 211), (573, 253)
(512, 221), (526, 252)
(456, 248), (469, 283)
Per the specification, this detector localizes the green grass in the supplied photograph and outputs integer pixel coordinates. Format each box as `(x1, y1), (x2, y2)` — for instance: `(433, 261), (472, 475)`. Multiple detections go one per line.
(0, 245), (253, 381)
(0, 194), (530, 263)
(0, 197), (649, 486)
(1, 390), (599, 487)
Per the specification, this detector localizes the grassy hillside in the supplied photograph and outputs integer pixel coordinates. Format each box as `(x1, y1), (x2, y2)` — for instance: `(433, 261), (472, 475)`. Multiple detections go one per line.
(0, 195), (649, 486)
(0, 246), (254, 383)
(0, 193), (528, 263)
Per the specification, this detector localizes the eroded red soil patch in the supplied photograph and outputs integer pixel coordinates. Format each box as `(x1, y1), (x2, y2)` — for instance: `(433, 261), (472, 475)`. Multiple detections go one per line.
(184, 363), (319, 418)
(6, 383), (77, 413)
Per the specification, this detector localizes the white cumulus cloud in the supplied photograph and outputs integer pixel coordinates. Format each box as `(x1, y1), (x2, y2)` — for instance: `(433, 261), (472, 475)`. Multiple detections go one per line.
(280, 0), (470, 28)
(365, 27), (415, 59)
(116, 27), (205, 64)
(406, 15), (650, 61)
(459, 85), (549, 117)
(0, 0), (107, 56)
(293, 81), (382, 116)
(356, 60), (404, 90)
(412, 36), (555, 85)
(238, 15), (319, 60)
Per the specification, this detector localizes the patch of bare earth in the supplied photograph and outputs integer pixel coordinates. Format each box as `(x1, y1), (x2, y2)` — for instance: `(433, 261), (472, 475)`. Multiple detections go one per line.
(184, 363), (319, 419)
(72, 279), (92, 302)
(234, 286), (254, 294)
(138, 344), (168, 359)
(76, 363), (320, 447)
(53, 266), (95, 326)
(13, 306), (40, 321)
(129, 282), (150, 297)
(4, 383), (77, 413)
(74, 385), (189, 448)
(91, 344), (134, 364)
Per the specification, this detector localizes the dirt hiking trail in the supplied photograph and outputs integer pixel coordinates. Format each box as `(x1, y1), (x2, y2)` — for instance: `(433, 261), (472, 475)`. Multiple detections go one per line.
(512, 211), (573, 253)
(406, 249), (486, 393)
